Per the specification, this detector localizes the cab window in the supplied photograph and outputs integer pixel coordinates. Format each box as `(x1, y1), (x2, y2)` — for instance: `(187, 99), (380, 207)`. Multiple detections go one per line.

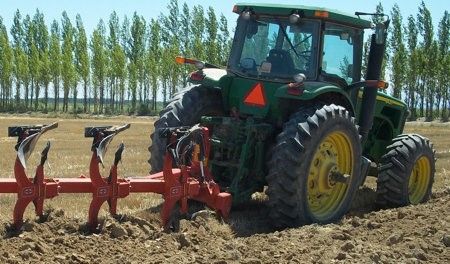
(322, 23), (358, 84)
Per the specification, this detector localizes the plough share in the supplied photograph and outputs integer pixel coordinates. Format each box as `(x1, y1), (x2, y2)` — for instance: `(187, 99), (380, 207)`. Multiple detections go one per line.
(0, 122), (231, 231)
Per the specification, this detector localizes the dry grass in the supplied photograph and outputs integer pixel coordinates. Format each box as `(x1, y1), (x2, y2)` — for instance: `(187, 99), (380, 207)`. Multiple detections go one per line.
(0, 117), (449, 225)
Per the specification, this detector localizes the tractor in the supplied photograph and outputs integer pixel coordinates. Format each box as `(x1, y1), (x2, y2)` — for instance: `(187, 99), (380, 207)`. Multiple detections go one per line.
(149, 3), (436, 228)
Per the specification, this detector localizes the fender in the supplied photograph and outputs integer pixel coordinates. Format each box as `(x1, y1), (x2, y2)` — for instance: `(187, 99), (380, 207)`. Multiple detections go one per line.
(190, 68), (229, 88)
(275, 82), (355, 113)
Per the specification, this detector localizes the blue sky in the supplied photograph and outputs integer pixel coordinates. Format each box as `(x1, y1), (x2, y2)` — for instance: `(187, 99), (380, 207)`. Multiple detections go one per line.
(0, 0), (447, 37)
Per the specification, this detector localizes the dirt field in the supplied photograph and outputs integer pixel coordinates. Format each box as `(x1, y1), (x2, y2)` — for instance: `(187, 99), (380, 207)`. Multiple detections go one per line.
(0, 116), (449, 264)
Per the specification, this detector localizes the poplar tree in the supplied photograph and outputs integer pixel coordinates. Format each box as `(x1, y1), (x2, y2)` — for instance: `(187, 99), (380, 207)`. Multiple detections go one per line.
(218, 14), (231, 66)
(180, 3), (191, 87)
(90, 20), (107, 113)
(206, 7), (218, 64)
(75, 14), (90, 113)
(147, 19), (161, 111)
(10, 10), (27, 108)
(437, 11), (449, 120)
(405, 15), (419, 120)
(129, 12), (146, 112)
(49, 20), (61, 111)
(61, 11), (75, 112)
(0, 18), (13, 108)
(389, 4), (407, 99)
(417, 1), (434, 119)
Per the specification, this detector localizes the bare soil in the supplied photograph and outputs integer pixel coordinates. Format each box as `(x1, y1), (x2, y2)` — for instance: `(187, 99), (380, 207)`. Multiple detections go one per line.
(0, 118), (449, 264)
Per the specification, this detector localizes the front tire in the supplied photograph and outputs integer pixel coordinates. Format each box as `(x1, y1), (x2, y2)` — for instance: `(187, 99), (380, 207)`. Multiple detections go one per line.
(267, 104), (362, 228)
(376, 134), (435, 207)
(148, 85), (223, 173)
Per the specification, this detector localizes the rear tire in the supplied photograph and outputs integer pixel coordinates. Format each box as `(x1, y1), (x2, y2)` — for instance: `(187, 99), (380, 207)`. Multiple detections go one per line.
(267, 104), (362, 228)
(376, 134), (435, 207)
(148, 85), (223, 173)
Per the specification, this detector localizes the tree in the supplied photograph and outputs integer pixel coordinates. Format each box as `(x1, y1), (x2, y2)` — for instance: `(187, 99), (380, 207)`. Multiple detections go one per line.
(11, 10), (25, 107)
(33, 9), (49, 110)
(75, 14), (90, 113)
(49, 20), (61, 111)
(29, 43), (39, 109)
(90, 20), (107, 114)
(23, 14), (36, 109)
(147, 19), (161, 111)
(206, 7), (219, 65)
(191, 6), (205, 61)
(405, 15), (419, 120)
(61, 11), (75, 112)
(389, 4), (407, 99)
(437, 11), (449, 120)
(111, 42), (126, 112)
(108, 11), (120, 112)
(129, 12), (146, 112)
(417, 1), (434, 119)
(218, 14), (231, 66)
(40, 47), (51, 111)
(178, 3), (191, 87)
(0, 18), (13, 109)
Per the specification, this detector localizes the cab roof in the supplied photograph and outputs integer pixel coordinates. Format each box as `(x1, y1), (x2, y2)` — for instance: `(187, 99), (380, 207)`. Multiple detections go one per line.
(234, 3), (373, 29)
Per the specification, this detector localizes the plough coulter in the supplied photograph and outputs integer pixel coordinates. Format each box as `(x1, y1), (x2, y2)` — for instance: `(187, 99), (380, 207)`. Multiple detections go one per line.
(0, 122), (231, 231)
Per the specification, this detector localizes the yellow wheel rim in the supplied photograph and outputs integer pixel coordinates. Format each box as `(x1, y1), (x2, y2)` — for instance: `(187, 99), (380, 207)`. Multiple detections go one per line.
(307, 131), (353, 221)
(408, 156), (431, 204)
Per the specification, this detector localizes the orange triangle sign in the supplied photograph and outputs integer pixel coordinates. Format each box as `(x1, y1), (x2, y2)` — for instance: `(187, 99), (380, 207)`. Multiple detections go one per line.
(244, 83), (266, 107)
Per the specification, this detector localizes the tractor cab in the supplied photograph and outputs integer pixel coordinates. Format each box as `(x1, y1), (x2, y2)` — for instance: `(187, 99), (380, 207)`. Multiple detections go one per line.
(229, 5), (371, 86)
(223, 4), (375, 121)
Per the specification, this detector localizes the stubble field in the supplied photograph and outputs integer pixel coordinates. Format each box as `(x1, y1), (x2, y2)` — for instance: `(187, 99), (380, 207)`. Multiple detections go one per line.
(0, 116), (449, 263)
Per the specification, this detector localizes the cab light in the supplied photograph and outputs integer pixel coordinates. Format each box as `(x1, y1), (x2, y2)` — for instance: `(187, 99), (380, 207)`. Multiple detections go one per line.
(175, 56), (197, 65)
(366, 80), (389, 89)
(314, 10), (329, 18)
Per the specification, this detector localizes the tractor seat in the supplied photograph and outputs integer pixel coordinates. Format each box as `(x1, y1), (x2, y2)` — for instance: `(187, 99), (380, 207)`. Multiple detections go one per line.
(266, 49), (295, 76)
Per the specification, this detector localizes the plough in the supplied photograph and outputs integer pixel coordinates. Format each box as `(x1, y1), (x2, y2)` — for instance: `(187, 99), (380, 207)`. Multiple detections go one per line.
(0, 122), (231, 231)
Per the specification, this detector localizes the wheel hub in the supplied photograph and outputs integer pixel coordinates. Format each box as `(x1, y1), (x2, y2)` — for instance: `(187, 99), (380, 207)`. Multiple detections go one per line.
(307, 131), (353, 220)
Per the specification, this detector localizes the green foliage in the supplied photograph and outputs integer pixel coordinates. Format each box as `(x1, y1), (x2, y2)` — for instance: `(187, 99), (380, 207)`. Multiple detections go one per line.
(75, 14), (89, 112)
(0, 1), (447, 121)
(389, 4), (407, 100)
(90, 20), (107, 114)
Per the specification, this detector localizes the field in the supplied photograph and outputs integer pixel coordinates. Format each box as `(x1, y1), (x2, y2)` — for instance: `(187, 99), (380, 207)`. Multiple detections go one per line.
(0, 116), (449, 263)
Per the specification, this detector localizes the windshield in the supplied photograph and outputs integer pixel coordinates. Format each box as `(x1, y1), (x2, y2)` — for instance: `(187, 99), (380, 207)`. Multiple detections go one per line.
(229, 17), (319, 81)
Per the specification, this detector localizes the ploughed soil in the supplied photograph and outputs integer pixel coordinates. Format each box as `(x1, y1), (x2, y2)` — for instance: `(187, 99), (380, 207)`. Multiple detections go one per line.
(0, 120), (449, 264)
(0, 188), (449, 264)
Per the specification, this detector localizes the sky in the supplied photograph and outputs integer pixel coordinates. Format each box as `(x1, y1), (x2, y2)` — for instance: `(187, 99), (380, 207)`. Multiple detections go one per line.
(0, 0), (447, 37)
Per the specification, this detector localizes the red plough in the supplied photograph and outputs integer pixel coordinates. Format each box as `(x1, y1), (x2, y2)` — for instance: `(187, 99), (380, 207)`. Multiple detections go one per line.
(0, 123), (231, 231)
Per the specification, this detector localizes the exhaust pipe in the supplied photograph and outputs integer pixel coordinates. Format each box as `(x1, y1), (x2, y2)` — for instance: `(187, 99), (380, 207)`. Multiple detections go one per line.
(359, 20), (389, 142)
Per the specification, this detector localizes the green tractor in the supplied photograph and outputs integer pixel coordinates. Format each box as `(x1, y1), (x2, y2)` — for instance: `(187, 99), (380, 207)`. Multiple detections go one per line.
(149, 3), (435, 227)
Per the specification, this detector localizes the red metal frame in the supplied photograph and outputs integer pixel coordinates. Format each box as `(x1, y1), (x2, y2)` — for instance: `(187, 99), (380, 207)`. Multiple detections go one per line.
(0, 124), (232, 231)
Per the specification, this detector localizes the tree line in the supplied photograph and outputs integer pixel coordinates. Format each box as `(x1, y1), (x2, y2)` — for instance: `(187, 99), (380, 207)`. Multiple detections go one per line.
(371, 1), (449, 121)
(0, 1), (448, 120)
(0, 0), (231, 115)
